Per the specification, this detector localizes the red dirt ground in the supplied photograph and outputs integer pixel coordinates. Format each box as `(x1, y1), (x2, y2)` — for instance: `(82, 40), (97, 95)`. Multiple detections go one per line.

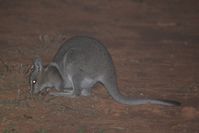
(0, 0), (199, 133)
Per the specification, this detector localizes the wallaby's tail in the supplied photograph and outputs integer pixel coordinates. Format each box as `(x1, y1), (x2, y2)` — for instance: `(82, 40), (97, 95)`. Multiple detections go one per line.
(104, 83), (180, 106)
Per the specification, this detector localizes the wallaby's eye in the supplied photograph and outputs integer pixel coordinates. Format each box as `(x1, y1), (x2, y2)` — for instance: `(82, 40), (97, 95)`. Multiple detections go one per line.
(32, 80), (36, 84)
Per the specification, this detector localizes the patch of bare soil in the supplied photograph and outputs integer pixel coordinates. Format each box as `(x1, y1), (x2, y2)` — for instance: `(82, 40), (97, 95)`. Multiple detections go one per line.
(0, 0), (199, 133)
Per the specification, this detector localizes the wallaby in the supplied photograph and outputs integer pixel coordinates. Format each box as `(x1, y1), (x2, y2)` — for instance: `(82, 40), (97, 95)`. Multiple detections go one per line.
(29, 36), (180, 106)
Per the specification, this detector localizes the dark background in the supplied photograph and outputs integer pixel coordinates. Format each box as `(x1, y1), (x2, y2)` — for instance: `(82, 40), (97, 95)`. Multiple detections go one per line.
(0, 0), (198, 133)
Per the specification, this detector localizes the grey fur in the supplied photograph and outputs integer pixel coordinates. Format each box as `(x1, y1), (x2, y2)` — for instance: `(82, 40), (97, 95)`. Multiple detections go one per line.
(29, 36), (180, 106)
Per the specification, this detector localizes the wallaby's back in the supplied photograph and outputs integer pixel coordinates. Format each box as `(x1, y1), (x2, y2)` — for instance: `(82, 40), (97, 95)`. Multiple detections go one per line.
(52, 36), (116, 79)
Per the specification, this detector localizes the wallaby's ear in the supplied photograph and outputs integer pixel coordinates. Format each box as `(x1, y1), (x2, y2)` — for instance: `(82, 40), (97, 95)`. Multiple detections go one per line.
(33, 57), (43, 72)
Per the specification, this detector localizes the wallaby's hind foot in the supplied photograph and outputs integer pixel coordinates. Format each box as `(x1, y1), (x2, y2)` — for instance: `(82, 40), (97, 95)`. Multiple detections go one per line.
(81, 89), (91, 96)
(49, 92), (76, 97)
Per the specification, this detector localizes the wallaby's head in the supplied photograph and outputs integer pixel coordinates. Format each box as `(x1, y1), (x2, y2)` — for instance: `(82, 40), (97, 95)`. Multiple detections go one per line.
(29, 57), (47, 94)
(29, 57), (63, 94)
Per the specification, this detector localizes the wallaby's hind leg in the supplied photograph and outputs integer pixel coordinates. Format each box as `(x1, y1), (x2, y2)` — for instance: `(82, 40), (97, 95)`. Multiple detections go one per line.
(49, 92), (76, 97)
